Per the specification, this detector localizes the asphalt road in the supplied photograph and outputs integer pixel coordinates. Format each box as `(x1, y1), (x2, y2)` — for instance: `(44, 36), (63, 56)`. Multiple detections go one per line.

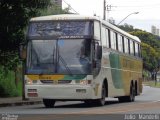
(0, 86), (160, 120)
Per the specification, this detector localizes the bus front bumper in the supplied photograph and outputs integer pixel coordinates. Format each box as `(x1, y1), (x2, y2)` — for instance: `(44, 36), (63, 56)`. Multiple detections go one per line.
(25, 84), (98, 100)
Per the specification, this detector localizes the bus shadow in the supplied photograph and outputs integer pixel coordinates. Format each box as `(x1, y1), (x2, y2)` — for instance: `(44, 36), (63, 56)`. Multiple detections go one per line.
(53, 100), (120, 108)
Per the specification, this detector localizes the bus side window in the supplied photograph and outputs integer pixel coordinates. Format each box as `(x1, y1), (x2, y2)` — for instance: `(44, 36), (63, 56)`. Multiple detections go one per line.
(94, 21), (100, 40)
(130, 40), (134, 56)
(122, 36), (125, 53)
(133, 41), (135, 56)
(124, 37), (129, 54)
(110, 30), (116, 50)
(118, 34), (123, 52)
(102, 26), (107, 47)
(106, 28), (110, 48)
(138, 44), (141, 57)
(115, 33), (118, 51)
(108, 29), (111, 48)
(135, 42), (141, 57)
(128, 39), (130, 54)
(138, 44), (141, 58)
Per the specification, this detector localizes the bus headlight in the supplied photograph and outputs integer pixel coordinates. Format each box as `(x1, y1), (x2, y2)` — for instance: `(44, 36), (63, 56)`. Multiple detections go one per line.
(77, 80), (91, 85)
(80, 80), (88, 85)
(26, 79), (33, 85)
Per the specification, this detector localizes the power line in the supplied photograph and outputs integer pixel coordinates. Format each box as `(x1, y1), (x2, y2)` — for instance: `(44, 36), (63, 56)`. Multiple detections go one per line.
(62, 0), (79, 14)
(113, 3), (160, 8)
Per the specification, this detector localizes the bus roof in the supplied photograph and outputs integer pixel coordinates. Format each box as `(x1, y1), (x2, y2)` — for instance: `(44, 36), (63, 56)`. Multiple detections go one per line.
(30, 14), (100, 21)
(30, 14), (141, 43)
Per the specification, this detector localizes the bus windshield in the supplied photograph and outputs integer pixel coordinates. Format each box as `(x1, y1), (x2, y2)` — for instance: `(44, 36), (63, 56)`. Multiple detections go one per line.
(27, 39), (92, 75)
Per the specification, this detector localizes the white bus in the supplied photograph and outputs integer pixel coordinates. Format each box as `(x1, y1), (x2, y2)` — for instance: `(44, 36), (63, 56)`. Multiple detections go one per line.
(20, 14), (143, 107)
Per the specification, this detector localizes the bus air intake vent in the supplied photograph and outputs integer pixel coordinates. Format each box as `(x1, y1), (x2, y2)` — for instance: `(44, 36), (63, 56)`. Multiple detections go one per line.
(40, 80), (53, 84)
(40, 80), (72, 84)
(58, 80), (72, 84)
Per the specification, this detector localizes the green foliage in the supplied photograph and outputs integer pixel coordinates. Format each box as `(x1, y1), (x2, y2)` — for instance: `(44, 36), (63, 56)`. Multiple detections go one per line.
(0, 0), (51, 97)
(118, 23), (134, 32)
(16, 81), (22, 96)
(0, 66), (20, 97)
(143, 81), (160, 88)
(141, 43), (159, 71)
(39, 3), (70, 16)
(0, 0), (51, 72)
(0, 0), (50, 51)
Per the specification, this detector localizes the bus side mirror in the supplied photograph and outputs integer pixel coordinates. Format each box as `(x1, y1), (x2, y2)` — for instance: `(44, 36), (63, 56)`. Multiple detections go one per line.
(97, 46), (102, 59)
(19, 43), (27, 60)
(93, 46), (102, 68)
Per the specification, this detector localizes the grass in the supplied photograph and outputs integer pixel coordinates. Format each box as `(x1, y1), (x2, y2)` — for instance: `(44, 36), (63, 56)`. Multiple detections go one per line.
(17, 81), (22, 96)
(0, 66), (22, 97)
(143, 81), (160, 88)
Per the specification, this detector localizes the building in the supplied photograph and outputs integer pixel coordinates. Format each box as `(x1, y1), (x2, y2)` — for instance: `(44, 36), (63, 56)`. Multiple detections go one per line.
(151, 25), (160, 36)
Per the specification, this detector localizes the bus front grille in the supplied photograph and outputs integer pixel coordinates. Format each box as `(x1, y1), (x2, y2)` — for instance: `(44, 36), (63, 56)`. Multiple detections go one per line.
(40, 80), (72, 84)
(40, 80), (53, 84)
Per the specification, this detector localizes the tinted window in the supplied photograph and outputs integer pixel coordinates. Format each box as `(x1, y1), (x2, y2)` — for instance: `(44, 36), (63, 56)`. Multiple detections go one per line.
(106, 29), (110, 48)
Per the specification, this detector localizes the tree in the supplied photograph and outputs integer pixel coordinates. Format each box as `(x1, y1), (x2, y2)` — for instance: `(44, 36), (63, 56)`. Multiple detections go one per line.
(39, 3), (71, 16)
(0, 0), (50, 69)
(141, 43), (159, 72)
(118, 23), (134, 32)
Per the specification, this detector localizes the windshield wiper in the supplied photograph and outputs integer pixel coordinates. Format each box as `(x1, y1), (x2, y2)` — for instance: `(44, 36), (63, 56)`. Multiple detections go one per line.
(55, 40), (72, 75)
(59, 55), (73, 76)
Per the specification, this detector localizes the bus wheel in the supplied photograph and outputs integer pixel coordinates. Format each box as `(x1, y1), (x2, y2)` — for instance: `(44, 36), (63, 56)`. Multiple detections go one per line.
(128, 84), (135, 102)
(94, 83), (106, 106)
(118, 84), (135, 102)
(43, 99), (55, 108)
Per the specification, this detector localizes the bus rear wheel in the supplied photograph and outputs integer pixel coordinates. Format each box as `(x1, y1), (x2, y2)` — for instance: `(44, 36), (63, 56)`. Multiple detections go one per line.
(128, 84), (135, 102)
(43, 99), (55, 108)
(118, 84), (135, 102)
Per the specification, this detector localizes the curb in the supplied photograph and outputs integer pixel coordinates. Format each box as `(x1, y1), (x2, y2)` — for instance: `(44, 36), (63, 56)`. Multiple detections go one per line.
(0, 100), (42, 107)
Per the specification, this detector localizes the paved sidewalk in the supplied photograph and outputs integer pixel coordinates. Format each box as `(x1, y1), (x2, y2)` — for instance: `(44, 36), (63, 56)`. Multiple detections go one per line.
(0, 97), (42, 107)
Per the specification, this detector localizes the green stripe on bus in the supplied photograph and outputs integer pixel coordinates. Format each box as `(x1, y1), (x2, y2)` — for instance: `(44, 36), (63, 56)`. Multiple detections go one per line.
(109, 53), (123, 89)
(64, 75), (86, 80)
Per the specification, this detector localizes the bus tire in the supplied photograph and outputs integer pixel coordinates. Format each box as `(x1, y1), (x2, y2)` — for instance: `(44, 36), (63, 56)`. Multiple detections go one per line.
(128, 84), (135, 102)
(118, 84), (135, 102)
(94, 83), (106, 106)
(43, 99), (55, 108)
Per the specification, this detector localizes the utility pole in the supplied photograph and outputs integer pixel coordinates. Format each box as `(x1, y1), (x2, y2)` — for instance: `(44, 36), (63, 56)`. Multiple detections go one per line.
(103, 0), (106, 20)
(103, 0), (116, 21)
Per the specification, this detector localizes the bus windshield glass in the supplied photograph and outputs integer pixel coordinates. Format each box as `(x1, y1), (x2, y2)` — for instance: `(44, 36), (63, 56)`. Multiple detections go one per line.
(27, 39), (92, 75)
(28, 21), (92, 39)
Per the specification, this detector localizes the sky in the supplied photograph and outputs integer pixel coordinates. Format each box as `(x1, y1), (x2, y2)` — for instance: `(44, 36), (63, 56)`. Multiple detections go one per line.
(62, 0), (160, 32)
